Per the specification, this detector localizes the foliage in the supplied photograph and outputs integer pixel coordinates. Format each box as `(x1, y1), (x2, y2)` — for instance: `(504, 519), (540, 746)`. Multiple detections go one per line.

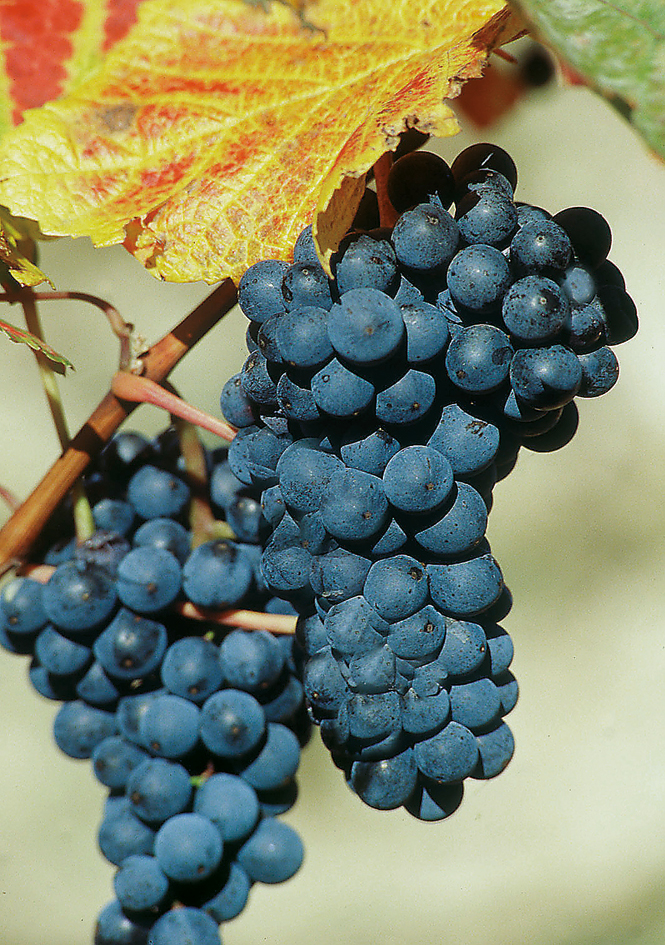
(514, 0), (665, 159)
(0, 0), (520, 287)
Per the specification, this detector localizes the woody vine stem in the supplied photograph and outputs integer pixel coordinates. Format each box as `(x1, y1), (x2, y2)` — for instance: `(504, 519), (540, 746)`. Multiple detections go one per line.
(0, 278), (238, 569)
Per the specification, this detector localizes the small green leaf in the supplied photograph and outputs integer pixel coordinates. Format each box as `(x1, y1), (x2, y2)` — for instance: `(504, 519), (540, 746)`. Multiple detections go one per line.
(0, 317), (74, 373)
(514, 0), (665, 159)
(0, 207), (54, 289)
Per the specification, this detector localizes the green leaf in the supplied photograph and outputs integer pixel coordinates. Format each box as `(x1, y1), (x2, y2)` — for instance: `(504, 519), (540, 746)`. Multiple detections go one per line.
(0, 208), (54, 289)
(0, 317), (74, 373)
(513, 0), (665, 159)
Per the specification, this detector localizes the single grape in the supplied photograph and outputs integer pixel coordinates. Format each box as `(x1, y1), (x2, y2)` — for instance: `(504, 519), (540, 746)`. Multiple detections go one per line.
(154, 812), (222, 882)
(310, 358), (375, 418)
(97, 808), (156, 866)
(553, 206), (611, 267)
(282, 261), (334, 311)
(323, 595), (388, 656)
(182, 540), (254, 608)
(113, 855), (170, 913)
(127, 465), (190, 521)
(320, 467), (389, 542)
(220, 372), (259, 427)
(374, 368), (436, 425)
(199, 689), (266, 758)
(237, 722), (301, 791)
(53, 701), (117, 759)
(577, 346), (620, 397)
(194, 773), (260, 843)
(43, 561), (117, 633)
(220, 629), (285, 693)
(238, 259), (289, 322)
(334, 234), (399, 295)
(139, 693), (200, 759)
(509, 219), (572, 274)
(94, 608), (168, 680)
(446, 243), (512, 314)
(414, 721), (479, 782)
(428, 552), (504, 617)
(92, 736), (149, 790)
(161, 636), (223, 703)
(133, 518), (190, 565)
(94, 899), (151, 945)
(387, 152), (454, 213)
(451, 143), (518, 191)
(472, 721), (515, 778)
(350, 746), (419, 809)
(34, 625), (91, 676)
(386, 604), (447, 660)
(502, 275), (570, 344)
(444, 324), (513, 394)
(202, 862), (252, 922)
(275, 305), (333, 369)
(237, 818), (304, 884)
(455, 189), (517, 247)
(116, 547), (182, 614)
(363, 555), (429, 622)
(382, 445), (454, 513)
(126, 757), (193, 824)
(328, 288), (405, 364)
(148, 907), (221, 945)
(391, 202), (459, 272)
(509, 344), (582, 409)
(413, 481), (488, 558)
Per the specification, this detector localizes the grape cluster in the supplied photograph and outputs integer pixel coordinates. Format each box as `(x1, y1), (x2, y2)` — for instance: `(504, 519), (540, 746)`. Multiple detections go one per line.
(224, 142), (637, 819)
(0, 429), (309, 945)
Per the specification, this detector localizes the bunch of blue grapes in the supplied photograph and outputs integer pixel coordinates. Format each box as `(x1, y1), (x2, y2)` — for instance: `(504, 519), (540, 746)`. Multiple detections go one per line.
(223, 142), (637, 819)
(0, 429), (309, 945)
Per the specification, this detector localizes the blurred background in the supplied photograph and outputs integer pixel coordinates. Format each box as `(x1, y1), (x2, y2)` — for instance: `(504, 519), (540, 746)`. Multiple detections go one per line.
(1, 45), (665, 945)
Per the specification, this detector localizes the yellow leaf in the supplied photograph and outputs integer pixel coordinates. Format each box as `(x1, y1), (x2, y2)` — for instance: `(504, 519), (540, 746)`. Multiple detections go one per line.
(0, 0), (522, 284)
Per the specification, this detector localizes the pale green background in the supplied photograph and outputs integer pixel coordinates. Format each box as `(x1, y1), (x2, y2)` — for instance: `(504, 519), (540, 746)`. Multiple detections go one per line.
(1, 77), (665, 945)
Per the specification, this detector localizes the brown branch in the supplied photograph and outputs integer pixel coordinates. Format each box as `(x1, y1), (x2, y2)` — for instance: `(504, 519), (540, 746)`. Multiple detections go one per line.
(0, 280), (238, 567)
(374, 152), (399, 229)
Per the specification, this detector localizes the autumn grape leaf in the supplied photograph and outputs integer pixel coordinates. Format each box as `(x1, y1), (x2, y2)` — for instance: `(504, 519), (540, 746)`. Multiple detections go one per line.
(0, 0), (144, 288)
(513, 0), (665, 161)
(0, 0), (522, 285)
(0, 316), (73, 372)
(0, 0), (143, 135)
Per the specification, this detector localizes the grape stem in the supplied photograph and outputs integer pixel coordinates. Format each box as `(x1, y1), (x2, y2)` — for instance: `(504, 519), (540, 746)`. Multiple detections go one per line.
(18, 564), (296, 635)
(175, 602), (296, 635)
(21, 290), (96, 543)
(0, 279), (238, 569)
(171, 412), (235, 547)
(0, 289), (138, 370)
(373, 152), (399, 229)
(0, 483), (20, 513)
(111, 372), (237, 442)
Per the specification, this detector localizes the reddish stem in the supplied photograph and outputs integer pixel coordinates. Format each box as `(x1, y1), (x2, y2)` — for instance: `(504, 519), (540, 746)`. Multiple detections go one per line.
(1, 290), (135, 368)
(111, 372), (237, 442)
(20, 565), (296, 636)
(0, 483), (20, 513)
(176, 602), (296, 635)
(0, 280), (237, 568)
(374, 152), (399, 229)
